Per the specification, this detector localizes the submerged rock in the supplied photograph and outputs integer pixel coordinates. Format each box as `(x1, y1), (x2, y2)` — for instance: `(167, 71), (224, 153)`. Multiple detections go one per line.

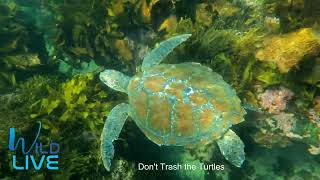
(256, 28), (320, 73)
(258, 86), (294, 114)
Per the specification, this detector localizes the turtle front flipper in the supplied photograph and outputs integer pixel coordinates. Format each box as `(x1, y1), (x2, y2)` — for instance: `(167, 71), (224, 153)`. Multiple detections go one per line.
(217, 129), (245, 167)
(141, 34), (191, 71)
(100, 70), (131, 94)
(101, 103), (130, 171)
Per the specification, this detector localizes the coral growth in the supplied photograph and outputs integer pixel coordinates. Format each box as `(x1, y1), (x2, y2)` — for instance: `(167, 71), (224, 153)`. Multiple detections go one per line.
(306, 96), (320, 154)
(272, 113), (302, 139)
(258, 86), (294, 114)
(253, 112), (301, 148)
(254, 86), (320, 155)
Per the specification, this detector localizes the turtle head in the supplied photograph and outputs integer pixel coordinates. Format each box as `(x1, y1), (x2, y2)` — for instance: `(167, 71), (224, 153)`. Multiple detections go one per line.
(99, 69), (131, 94)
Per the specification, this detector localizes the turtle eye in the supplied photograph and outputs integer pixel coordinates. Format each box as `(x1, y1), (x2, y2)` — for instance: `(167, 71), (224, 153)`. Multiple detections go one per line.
(184, 87), (194, 95)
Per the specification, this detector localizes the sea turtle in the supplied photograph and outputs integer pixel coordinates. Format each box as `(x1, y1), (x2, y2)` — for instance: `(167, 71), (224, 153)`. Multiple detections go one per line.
(99, 34), (246, 171)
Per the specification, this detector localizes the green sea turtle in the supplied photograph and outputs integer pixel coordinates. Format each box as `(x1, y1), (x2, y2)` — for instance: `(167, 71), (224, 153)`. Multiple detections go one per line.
(100, 34), (246, 171)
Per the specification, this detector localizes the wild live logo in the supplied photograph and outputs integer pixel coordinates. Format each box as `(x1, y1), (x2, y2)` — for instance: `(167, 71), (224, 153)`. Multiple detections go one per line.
(8, 122), (60, 170)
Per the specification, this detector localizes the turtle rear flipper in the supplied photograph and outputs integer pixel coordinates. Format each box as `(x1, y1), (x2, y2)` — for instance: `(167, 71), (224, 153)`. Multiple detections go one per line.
(217, 129), (245, 167)
(101, 103), (130, 171)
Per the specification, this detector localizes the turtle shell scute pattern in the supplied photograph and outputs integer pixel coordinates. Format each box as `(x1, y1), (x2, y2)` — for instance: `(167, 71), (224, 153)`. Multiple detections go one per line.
(127, 63), (246, 146)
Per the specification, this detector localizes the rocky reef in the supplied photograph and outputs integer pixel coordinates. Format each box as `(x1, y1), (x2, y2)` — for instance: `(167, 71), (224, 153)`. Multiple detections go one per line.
(256, 28), (320, 73)
(0, 0), (319, 179)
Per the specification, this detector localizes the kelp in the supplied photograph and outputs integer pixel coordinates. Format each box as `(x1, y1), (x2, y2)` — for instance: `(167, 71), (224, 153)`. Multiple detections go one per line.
(263, 0), (320, 32)
(0, 0), (320, 179)
(30, 74), (110, 136)
(51, 0), (263, 68)
(28, 74), (111, 178)
(0, 72), (16, 88)
(0, 75), (57, 153)
(52, 0), (130, 60)
(0, 74), (112, 178)
(166, 22), (264, 91)
(58, 59), (104, 76)
(0, 0), (54, 98)
(0, 2), (23, 54)
(3, 53), (41, 70)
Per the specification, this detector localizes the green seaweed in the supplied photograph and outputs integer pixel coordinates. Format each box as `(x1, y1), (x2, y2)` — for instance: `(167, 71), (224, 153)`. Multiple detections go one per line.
(263, 0), (320, 32)
(254, 62), (283, 86)
(0, 75), (57, 153)
(0, 0), (320, 179)
(58, 59), (104, 76)
(0, 73), (112, 178)
(30, 74), (110, 135)
(0, 72), (16, 87)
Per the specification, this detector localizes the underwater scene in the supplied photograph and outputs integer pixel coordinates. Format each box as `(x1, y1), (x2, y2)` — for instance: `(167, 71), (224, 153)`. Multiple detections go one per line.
(0, 0), (320, 179)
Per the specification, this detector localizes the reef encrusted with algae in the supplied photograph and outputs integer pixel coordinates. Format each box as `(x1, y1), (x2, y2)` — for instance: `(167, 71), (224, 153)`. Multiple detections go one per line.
(0, 0), (320, 179)
(256, 28), (320, 73)
(258, 86), (294, 114)
(252, 85), (320, 157)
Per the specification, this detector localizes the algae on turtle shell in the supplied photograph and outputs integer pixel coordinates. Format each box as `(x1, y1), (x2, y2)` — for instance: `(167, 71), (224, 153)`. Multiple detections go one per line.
(0, 0), (320, 179)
